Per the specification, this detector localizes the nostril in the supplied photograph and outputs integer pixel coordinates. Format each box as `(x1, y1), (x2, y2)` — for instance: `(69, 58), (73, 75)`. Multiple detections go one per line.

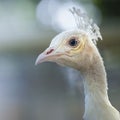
(46, 49), (54, 55)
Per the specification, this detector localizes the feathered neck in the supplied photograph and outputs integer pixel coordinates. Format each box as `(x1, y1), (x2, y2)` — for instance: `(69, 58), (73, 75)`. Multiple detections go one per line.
(80, 52), (120, 120)
(82, 53), (108, 98)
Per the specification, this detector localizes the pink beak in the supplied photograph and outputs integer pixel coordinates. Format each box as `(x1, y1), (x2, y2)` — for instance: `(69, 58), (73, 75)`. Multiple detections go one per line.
(35, 48), (62, 65)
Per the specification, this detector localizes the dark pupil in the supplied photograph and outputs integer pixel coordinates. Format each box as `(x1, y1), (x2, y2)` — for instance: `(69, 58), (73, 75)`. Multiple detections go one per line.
(69, 39), (77, 46)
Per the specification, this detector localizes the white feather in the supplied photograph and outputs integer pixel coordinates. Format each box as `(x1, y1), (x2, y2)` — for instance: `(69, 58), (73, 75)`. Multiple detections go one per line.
(69, 7), (102, 44)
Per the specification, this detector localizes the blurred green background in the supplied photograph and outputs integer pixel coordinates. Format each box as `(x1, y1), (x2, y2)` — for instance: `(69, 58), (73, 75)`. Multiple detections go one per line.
(0, 0), (120, 120)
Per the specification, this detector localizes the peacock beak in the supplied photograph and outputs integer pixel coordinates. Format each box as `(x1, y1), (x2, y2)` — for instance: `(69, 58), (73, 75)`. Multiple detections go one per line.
(35, 48), (54, 65)
(35, 47), (62, 65)
(35, 52), (47, 65)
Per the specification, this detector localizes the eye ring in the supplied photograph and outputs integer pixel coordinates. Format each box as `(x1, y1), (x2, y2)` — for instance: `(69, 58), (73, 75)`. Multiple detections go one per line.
(68, 37), (79, 47)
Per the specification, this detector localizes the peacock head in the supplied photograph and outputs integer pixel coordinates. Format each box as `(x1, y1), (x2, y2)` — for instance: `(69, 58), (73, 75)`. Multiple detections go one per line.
(36, 29), (95, 70)
(35, 7), (102, 70)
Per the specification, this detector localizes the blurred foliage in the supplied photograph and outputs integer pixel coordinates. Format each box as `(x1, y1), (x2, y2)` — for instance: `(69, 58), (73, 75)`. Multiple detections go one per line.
(93, 0), (120, 17)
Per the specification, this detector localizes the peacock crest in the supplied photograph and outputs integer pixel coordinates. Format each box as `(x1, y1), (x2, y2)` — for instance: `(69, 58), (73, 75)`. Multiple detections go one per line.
(69, 7), (102, 44)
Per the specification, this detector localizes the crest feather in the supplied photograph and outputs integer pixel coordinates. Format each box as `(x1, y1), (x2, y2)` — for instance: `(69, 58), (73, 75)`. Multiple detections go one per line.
(69, 7), (102, 44)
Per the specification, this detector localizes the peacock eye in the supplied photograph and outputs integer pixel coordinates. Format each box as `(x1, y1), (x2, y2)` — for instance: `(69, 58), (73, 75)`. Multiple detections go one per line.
(68, 38), (78, 47)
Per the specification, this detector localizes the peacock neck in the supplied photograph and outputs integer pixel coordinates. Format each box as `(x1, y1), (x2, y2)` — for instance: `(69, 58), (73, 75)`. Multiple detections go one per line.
(82, 54), (109, 101)
(81, 53), (116, 120)
(83, 56), (110, 120)
(81, 52), (108, 94)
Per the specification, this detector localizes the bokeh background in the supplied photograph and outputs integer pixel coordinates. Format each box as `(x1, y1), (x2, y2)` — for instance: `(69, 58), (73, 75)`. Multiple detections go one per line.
(0, 0), (120, 120)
